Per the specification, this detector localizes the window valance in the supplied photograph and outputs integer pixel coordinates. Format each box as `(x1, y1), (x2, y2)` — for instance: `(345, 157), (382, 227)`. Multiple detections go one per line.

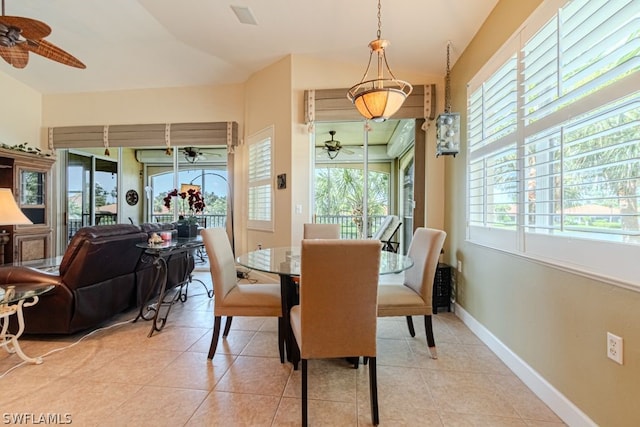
(304, 85), (435, 123)
(48, 121), (239, 150)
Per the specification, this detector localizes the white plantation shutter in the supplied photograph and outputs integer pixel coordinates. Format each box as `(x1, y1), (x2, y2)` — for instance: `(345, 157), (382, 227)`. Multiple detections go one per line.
(522, 0), (640, 125)
(467, 0), (640, 287)
(247, 127), (274, 230)
(468, 54), (519, 229)
(524, 93), (640, 239)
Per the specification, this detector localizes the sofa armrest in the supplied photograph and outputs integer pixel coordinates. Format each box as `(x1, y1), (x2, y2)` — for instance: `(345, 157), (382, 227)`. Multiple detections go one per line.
(0, 266), (63, 286)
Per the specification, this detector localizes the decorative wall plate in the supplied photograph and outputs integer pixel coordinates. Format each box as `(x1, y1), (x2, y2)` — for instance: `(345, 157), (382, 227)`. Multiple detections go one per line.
(125, 189), (139, 206)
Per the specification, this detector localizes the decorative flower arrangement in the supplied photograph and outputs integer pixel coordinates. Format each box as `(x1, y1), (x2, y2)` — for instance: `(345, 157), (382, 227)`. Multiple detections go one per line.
(163, 188), (205, 224)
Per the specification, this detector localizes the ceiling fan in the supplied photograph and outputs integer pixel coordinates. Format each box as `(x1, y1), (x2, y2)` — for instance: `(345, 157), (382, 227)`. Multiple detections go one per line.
(322, 130), (354, 160)
(183, 147), (205, 163)
(0, 0), (85, 69)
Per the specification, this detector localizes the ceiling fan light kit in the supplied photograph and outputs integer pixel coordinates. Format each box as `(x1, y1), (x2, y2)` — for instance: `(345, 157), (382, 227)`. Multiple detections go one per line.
(0, 0), (85, 69)
(323, 130), (342, 160)
(347, 0), (412, 122)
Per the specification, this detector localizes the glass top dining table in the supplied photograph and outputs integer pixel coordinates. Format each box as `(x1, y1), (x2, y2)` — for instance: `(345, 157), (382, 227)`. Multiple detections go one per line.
(236, 246), (413, 368)
(236, 246), (413, 277)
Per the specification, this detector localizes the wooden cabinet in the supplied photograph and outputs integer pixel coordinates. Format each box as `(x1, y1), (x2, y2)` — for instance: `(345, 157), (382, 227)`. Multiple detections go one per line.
(0, 147), (54, 264)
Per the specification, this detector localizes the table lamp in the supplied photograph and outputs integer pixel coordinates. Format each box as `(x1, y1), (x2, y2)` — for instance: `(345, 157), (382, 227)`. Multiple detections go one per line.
(0, 188), (33, 264)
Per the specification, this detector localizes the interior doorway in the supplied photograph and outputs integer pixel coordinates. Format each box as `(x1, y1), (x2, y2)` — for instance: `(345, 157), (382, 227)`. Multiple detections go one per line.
(312, 120), (417, 252)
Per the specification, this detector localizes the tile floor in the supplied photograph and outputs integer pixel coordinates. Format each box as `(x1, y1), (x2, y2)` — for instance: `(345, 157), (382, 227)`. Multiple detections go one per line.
(0, 269), (566, 426)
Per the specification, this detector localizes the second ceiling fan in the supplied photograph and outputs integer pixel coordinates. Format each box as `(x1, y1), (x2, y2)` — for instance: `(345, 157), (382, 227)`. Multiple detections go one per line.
(322, 130), (355, 160)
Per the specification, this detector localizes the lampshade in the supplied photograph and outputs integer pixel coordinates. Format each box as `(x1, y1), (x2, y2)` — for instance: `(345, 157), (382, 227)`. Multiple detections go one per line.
(0, 188), (32, 226)
(180, 184), (201, 194)
(347, 1), (412, 122)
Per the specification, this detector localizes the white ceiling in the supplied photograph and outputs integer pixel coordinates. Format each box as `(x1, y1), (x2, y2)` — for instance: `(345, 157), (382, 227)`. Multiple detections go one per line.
(0, 0), (497, 95)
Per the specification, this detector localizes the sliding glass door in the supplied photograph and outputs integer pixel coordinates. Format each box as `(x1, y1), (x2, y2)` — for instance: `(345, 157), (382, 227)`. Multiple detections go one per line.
(67, 151), (118, 240)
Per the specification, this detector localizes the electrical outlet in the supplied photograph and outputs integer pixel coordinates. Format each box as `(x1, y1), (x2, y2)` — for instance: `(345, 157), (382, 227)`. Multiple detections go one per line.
(457, 260), (462, 273)
(607, 332), (623, 364)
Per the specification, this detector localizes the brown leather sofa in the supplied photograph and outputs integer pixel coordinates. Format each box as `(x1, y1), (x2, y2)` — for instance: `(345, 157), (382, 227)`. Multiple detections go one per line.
(0, 223), (195, 335)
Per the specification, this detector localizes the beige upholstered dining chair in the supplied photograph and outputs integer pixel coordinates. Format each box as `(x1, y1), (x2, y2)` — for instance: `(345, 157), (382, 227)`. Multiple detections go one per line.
(201, 228), (284, 361)
(302, 223), (340, 239)
(292, 223), (341, 288)
(377, 227), (446, 359)
(290, 239), (382, 426)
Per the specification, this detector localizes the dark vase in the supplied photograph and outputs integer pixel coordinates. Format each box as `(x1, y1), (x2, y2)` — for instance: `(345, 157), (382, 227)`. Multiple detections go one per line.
(176, 223), (198, 238)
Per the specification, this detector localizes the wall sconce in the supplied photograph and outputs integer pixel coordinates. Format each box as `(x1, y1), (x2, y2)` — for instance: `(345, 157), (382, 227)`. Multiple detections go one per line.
(436, 42), (460, 157)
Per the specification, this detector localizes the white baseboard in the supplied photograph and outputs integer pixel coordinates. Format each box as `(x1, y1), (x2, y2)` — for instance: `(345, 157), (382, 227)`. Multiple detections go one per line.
(454, 304), (596, 427)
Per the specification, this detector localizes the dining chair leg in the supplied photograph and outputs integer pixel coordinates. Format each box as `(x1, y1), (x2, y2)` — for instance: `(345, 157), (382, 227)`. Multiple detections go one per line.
(369, 356), (379, 426)
(405, 315), (416, 337)
(222, 316), (233, 337)
(291, 334), (301, 370)
(424, 315), (437, 359)
(277, 317), (285, 363)
(208, 316), (222, 359)
(302, 359), (308, 427)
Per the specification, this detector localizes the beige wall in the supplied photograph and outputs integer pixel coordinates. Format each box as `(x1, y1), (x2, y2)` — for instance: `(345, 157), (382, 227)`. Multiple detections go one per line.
(41, 84), (244, 127)
(0, 74), (43, 151)
(448, 1), (640, 425)
(240, 56), (294, 253)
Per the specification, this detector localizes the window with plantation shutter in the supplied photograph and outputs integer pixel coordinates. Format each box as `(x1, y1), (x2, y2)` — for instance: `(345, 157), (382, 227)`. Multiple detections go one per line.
(467, 0), (640, 287)
(247, 127), (274, 231)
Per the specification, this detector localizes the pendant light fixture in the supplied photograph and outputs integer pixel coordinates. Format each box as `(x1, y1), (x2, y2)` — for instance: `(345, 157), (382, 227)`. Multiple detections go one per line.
(347, 0), (412, 122)
(436, 41), (460, 157)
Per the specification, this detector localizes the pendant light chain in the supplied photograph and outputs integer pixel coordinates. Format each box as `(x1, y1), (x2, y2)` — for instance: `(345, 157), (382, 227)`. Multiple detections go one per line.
(376, 0), (382, 39)
(445, 41), (452, 114)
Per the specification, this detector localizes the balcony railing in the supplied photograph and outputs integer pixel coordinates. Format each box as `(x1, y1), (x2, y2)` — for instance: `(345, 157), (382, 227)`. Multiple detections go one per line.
(68, 213), (118, 240)
(150, 214), (227, 228)
(314, 215), (387, 239)
(69, 213), (383, 241)
(68, 213), (227, 241)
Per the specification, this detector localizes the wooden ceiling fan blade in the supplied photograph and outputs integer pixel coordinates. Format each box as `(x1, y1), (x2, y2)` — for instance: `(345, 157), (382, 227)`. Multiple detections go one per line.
(26, 38), (85, 69)
(0, 16), (51, 40)
(0, 45), (28, 68)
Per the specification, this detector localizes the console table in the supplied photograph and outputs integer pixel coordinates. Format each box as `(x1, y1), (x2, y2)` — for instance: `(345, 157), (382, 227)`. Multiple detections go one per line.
(134, 237), (209, 337)
(0, 283), (54, 364)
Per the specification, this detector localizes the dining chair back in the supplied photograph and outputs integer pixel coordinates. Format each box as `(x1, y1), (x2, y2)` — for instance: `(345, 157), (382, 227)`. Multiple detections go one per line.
(201, 227), (284, 361)
(377, 227), (446, 359)
(290, 239), (382, 426)
(303, 223), (340, 239)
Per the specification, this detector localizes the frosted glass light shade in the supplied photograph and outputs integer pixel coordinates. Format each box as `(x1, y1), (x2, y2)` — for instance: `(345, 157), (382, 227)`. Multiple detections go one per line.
(436, 113), (461, 157)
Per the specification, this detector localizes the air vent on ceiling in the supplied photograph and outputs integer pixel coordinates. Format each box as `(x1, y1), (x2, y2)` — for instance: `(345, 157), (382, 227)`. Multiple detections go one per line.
(231, 5), (258, 25)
